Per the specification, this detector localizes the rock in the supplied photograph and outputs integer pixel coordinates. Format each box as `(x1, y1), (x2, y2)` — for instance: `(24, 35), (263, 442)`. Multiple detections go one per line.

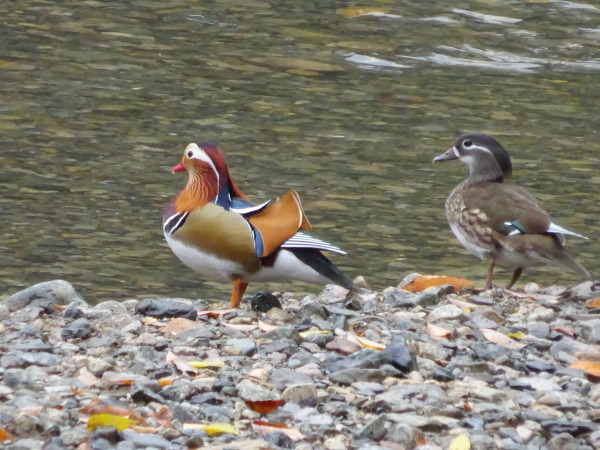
(224, 338), (256, 356)
(325, 336), (362, 355)
(61, 318), (94, 340)
(529, 307), (555, 322)
(121, 430), (173, 449)
(329, 367), (398, 385)
(237, 379), (279, 402)
(547, 432), (580, 450)
(250, 292), (282, 312)
(382, 334), (415, 372)
(281, 383), (317, 404)
(136, 298), (197, 320)
(570, 281), (595, 300)
(3, 280), (87, 311)
(264, 431), (293, 449)
(428, 305), (465, 322)
(357, 414), (388, 441)
(324, 434), (351, 449)
(385, 423), (417, 448)
(86, 357), (113, 377)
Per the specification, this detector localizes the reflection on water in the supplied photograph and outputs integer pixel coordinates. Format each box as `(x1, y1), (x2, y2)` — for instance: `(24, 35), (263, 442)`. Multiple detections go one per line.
(1, 1), (599, 303)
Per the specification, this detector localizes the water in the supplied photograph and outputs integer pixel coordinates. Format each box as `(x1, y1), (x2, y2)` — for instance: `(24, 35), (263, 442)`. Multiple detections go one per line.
(2, 0), (599, 303)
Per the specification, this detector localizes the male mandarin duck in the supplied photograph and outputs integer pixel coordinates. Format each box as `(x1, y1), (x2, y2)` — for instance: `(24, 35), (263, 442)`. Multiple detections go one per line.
(163, 142), (358, 308)
(434, 133), (591, 289)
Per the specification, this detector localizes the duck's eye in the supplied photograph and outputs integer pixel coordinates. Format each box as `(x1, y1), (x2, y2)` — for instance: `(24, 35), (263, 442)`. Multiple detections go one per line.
(463, 139), (473, 148)
(187, 150), (194, 158)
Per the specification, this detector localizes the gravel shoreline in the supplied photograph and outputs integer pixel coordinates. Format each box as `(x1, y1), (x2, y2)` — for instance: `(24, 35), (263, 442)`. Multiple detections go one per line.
(1, 278), (599, 450)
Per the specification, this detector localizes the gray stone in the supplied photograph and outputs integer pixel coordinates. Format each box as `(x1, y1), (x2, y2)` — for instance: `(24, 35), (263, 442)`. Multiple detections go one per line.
(329, 367), (397, 385)
(94, 300), (128, 315)
(570, 281), (595, 300)
(357, 414), (388, 441)
(136, 298), (197, 320)
(61, 318), (94, 340)
(237, 379), (279, 402)
(428, 304), (465, 322)
(547, 432), (579, 450)
(121, 430), (173, 449)
(529, 307), (555, 322)
(382, 334), (415, 373)
(3, 280), (87, 311)
(528, 321), (551, 339)
(2, 351), (62, 368)
(385, 423), (417, 448)
(225, 338), (256, 356)
(281, 383), (317, 404)
(260, 326), (301, 344)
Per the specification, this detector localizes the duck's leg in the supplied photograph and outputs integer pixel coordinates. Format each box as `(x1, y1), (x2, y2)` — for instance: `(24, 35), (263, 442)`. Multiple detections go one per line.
(485, 258), (496, 290)
(506, 267), (523, 290)
(229, 278), (248, 309)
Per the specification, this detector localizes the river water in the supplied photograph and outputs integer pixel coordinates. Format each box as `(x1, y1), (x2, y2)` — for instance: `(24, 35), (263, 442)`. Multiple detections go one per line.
(2, 0), (599, 303)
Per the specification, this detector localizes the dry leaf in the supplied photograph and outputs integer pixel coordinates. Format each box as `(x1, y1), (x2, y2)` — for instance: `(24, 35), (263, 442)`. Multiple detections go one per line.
(252, 420), (305, 440)
(80, 399), (145, 423)
(348, 325), (386, 350)
(586, 298), (600, 308)
(337, 7), (388, 17)
(399, 275), (475, 293)
(87, 414), (137, 432)
(569, 360), (600, 377)
(130, 425), (161, 433)
(299, 330), (331, 339)
(162, 318), (201, 334)
(183, 423), (240, 436)
(166, 351), (199, 375)
(258, 320), (280, 332)
(449, 298), (478, 310)
(77, 367), (100, 387)
(427, 322), (452, 340)
(506, 332), (526, 340)
(157, 376), (175, 387)
(449, 434), (471, 450)
(188, 360), (225, 369)
(197, 309), (235, 318)
(0, 428), (11, 443)
(245, 400), (285, 414)
(552, 325), (576, 338)
(480, 328), (526, 350)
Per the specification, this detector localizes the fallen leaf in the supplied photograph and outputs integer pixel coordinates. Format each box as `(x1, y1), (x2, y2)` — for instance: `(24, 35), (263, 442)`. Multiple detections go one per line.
(162, 318), (202, 334)
(337, 6), (388, 17)
(149, 406), (172, 428)
(586, 298), (600, 308)
(197, 309), (235, 318)
(157, 376), (175, 387)
(80, 399), (145, 423)
(348, 325), (386, 350)
(183, 423), (240, 436)
(552, 325), (576, 338)
(258, 320), (280, 332)
(399, 275), (475, 293)
(506, 332), (526, 340)
(252, 420), (305, 440)
(569, 360), (600, 377)
(188, 360), (225, 369)
(449, 298), (478, 310)
(427, 322), (452, 340)
(245, 400), (285, 414)
(108, 378), (134, 386)
(0, 428), (11, 443)
(87, 414), (137, 432)
(77, 367), (100, 387)
(166, 351), (199, 375)
(480, 328), (526, 350)
(299, 330), (331, 339)
(130, 425), (161, 433)
(449, 434), (471, 450)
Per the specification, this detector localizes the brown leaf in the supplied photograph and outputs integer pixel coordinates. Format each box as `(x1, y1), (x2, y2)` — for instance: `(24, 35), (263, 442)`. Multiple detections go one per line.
(0, 428), (11, 443)
(480, 328), (526, 350)
(149, 406), (172, 428)
(427, 322), (452, 340)
(197, 309), (235, 318)
(399, 275), (475, 293)
(449, 298), (478, 309)
(258, 320), (280, 332)
(570, 360), (600, 377)
(157, 376), (175, 387)
(245, 400), (285, 414)
(166, 350), (199, 375)
(252, 420), (305, 441)
(552, 325), (576, 338)
(586, 298), (600, 308)
(162, 318), (201, 334)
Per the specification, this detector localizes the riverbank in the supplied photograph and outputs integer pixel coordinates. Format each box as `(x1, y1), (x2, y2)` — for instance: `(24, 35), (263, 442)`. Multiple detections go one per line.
(1, 278), (599, 449)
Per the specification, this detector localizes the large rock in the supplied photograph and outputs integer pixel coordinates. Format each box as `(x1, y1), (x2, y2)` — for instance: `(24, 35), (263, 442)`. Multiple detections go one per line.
(2, 280), (87, 312)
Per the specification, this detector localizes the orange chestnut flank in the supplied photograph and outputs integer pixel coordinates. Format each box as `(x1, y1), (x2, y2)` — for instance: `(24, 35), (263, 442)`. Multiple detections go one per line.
(163, 142), (358, 308)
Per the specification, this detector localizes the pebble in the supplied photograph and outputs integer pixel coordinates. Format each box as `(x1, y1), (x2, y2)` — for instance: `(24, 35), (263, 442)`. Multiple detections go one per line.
(0, 278), (598, 448)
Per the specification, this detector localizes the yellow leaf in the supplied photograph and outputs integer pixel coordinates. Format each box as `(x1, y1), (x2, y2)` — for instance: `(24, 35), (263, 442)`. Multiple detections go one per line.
(480, 328), (526, 350)
(87, 414), (137, 431)
(188, 360), (225, 369)
(337, 7), (387, 18)
(348, 326), (386, 351)
(299, 330), (331, 338)
(183, 423), (240, 436)
(506, 332), (526, 340)
(449, 434), (471, 450)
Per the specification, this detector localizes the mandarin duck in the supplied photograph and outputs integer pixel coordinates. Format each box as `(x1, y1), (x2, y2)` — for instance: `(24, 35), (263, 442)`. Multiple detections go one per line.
(434, 133), (591, 290)
(163, 142), (358, 308)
